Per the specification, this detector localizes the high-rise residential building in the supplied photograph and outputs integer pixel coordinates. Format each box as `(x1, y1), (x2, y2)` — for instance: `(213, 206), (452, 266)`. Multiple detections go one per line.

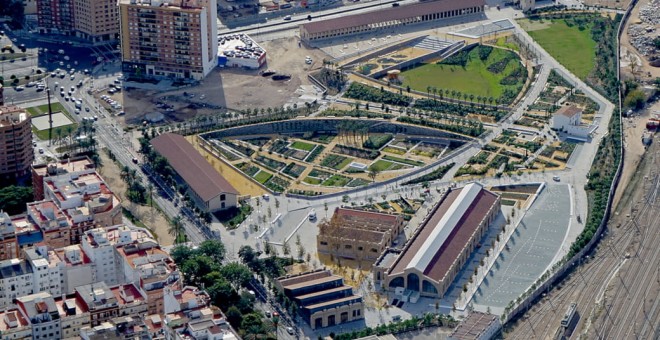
(73, 0), (120, 43)
(119, 0), (218, 80)
(36, 0), (119, 43)
(0, 106), (34, 180)
(36, 0), (75, 34)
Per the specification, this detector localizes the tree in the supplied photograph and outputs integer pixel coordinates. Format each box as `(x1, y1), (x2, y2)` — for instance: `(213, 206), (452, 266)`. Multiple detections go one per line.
(282, 240), (291, 256)
(241, 313), (265, 339)
(168, 216), (185, 243)
(624, 89), (646, 110)
(207, 277), (238, 310)
(197, 239), (226, 263)
(220, 262), (253, 288)
(0, 186), (33, 215)
(368, 166), (380, 182)
(170, 245), (194, 264)
(226, 306), (243, 329)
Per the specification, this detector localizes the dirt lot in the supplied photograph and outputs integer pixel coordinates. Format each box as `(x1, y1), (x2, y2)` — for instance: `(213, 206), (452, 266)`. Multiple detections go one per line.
(115, 37), (329, 126)
(611, 100), (659, 209)
(620, 0), (660, 83)
(97, 151), (175, 245)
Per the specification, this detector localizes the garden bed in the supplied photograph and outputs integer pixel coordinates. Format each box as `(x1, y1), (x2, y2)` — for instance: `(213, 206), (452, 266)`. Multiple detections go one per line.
(320, 154), (352, 170)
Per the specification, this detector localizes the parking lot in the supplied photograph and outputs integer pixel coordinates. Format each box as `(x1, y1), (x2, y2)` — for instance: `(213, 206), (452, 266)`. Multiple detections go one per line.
(471, 183), (572, 311)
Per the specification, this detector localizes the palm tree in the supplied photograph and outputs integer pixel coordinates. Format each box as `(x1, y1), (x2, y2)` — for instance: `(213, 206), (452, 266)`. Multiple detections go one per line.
(463, 93), (469, 102)
(488, 97), (494, 106)
(120, 165), (130, 182)
(168, 216), (185, 243)
(147, 183), (154, 208)
(450, 90), (457, 100)
(426, 86), (432, 100)
(432, 87), (437, 102)
(470, 94), (475, 103)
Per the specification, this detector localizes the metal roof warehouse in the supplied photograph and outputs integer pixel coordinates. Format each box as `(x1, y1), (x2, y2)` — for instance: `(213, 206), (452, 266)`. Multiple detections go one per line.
(299, 0), (486, 42)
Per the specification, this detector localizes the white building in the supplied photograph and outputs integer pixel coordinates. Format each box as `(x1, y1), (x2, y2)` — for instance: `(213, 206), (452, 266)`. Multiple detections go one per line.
(0, 258), (34, 308)
(218, 34), (267, 69)
(551, 105), (597, 140)
(56, 245), (96, 294)
(24, 245), (65, 297)
(15, 292), (62, 340)
(81, 228), (123, 286)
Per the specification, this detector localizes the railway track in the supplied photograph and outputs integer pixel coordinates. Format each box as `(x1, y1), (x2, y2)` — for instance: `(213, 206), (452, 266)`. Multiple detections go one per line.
(507, 148), (660, 340)
(595, 168), (660, 340)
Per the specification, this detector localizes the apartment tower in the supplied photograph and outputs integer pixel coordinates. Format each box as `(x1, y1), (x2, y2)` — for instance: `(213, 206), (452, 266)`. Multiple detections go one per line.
(119, 0), (218, 80)
(36, 0), (119, 43)
(0, 106), (34, 179)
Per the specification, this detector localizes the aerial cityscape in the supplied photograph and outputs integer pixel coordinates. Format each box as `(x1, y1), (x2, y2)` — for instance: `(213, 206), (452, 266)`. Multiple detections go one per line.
(0, 0), (658, 338)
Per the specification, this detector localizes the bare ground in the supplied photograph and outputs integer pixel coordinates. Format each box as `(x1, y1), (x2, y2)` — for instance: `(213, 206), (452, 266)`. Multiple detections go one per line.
(619, 0), (660, 83)
(97, 151), (175, 245)
(112, 37), (330, 126)
(611, 100), (659, 210)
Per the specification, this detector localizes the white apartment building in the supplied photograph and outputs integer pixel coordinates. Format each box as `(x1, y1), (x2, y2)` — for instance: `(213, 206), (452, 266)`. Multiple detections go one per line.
(16, 292), (62, 340)
(0, 258), (34, 308)
(81, 228), (123, 286)
(25, 246), (65, 297)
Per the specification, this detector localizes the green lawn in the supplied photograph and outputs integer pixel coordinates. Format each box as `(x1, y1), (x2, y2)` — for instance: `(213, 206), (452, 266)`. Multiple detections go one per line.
(370, 160), (395, 171)
(401, 46), (523, 100)
(27, 103), (67, 116)
(383, 155), (425, 167)
(28, 103), (78, 140)
(321, 174), (352, 187)
(519, 19), (596, 79)
(254, 170), (273, 184)
(290, 140), (316, 151)
(493, 36), (519, 52)
(303, 177), (322, 185)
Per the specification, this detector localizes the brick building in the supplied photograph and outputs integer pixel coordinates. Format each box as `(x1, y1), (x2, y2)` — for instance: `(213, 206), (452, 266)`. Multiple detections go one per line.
(0, 106), (34, 179)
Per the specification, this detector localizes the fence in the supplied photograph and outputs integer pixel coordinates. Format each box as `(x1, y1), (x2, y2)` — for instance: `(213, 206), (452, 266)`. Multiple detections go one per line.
(500, 5), (630, 326)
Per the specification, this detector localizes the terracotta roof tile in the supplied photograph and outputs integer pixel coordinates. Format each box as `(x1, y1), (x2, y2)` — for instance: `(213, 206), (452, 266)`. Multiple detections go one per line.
(300, 0), (486, 35)
(151, 133), (238, 201)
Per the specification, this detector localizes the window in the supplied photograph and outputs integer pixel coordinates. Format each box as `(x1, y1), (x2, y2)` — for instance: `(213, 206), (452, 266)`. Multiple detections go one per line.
(344, 245), (352, 249)
(220, 194), (226, 201)
(320, 241), (328, 246)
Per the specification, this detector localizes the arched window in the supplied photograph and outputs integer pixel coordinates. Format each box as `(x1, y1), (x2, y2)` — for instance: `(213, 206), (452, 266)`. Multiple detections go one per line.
(422, 280), (438, 295)
(407, 273), (420, 291)
(389, 277), (404, 289)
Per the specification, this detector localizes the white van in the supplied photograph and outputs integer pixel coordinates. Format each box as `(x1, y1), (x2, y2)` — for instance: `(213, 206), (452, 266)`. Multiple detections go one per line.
(309, 209), (317, 221)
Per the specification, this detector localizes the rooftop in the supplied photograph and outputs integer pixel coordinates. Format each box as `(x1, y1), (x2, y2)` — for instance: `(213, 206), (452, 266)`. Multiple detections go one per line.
(75, 282), (118, 311)
(389, 183), (499, 282)
(300, 0), (486, 34)
(151, 133), (238, 201)
(120, 0), (208, 10)
(32, 156), (95, 178)
(556, 105), (582, 118)
(0, 258), (32, 279)
(0, 105), (29, 127)
(55, 294), (89, 316)
(111, 284), (146, 306)
(449, 311), (499, 339)
(218, 34), (265, 61)
(0, 309), (29, 331)
(16, 292), (58, 319)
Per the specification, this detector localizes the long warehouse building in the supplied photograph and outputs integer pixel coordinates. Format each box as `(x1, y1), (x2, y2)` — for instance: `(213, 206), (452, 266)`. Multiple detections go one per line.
(299, 0), (486, 42)
(375, 183), (500, 299)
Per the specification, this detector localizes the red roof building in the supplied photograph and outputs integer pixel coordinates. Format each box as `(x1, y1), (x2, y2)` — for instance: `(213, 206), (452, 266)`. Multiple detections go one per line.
(377, 183), (500, 298)
(300, 0), (485, 42)
(151, 133), (238, 212)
